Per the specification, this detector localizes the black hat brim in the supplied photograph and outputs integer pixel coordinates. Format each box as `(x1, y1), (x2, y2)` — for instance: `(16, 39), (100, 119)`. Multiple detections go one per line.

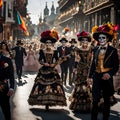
(93, 32), (113, 42)
(78, 36), (91, 42)
(40, 38), (57, 43)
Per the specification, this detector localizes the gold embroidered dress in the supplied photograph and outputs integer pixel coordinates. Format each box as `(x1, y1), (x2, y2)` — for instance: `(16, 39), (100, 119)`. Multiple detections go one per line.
(28, 49), (66, 106)
(69, 48), (92, 112)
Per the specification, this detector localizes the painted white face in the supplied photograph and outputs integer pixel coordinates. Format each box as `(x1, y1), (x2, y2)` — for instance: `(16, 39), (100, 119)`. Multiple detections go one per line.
(81, 38), (88, 48)
(61, 41), (66, 47)
(46, 40), (52, 48)
(98, 34), (108, 46)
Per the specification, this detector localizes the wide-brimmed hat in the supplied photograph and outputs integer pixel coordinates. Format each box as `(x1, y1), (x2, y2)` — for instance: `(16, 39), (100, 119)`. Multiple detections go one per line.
(92, 23), (119, 42)
(59, 37), (68, 43)
(77, 31), (91, 42)
(16, 40), (23, 45)
(69, 38), (77, 43)
(40, 30), (59, 43)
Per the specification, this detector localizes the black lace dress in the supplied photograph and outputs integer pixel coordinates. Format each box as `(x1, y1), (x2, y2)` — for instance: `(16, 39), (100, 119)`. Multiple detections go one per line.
(28, 49), (66, 107)
(69, 48), (92, 112)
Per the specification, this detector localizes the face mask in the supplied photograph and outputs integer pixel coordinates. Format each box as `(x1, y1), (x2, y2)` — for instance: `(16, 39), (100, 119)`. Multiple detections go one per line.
(98, 34), (108, 46)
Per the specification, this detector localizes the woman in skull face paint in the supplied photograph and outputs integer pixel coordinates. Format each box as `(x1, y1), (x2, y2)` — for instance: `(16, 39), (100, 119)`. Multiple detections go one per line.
(87, 23), (119, 120)
(69, 31), (92, 113)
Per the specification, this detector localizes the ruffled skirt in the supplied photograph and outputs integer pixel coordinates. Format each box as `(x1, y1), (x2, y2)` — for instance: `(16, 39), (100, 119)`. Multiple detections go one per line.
(28, 66), (67, 106)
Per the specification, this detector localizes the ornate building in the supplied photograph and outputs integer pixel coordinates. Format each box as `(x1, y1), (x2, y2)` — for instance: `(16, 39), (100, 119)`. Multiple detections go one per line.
(57, 0), (120, 37)
(0, 0), (28, 41)
(83, 0), (120, 34)
(57, 0), (85, 37)
(37, 1), (59, 35)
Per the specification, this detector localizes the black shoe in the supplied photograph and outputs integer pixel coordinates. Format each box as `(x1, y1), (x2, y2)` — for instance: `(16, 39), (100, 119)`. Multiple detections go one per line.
(45, 105), (49, 111)
(117, 88), (120, 95)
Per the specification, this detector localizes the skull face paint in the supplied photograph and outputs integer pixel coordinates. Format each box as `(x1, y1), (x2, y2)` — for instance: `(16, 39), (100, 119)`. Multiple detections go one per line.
(98, 34), (108, 46)
(81, 38), (89, 48)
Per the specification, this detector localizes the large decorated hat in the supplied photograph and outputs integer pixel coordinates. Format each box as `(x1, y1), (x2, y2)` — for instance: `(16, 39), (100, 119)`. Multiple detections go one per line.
(92, 22), (119, 41)
(77, 31), (91, 42)
(40, 29), (59, 43)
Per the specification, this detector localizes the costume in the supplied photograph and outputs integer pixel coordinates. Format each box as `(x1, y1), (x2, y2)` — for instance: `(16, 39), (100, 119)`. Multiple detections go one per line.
(12, 40), (27, 80)
(68, 38), (77, 86)
(23, 49), (40, 72)
(0, 53), (14, 120)
(28, 30), (66, 110)
(69, 31), (92, 112)
(88, 23), (119, 120)
(57, 38), (70, 86)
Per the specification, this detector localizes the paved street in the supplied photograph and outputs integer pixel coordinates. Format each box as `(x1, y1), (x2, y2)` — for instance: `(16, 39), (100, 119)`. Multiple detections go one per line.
(0, 72), (120, 120)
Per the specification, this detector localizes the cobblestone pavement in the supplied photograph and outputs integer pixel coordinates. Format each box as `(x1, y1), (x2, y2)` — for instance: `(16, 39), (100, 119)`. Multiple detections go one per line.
(0, 72), (120, 120)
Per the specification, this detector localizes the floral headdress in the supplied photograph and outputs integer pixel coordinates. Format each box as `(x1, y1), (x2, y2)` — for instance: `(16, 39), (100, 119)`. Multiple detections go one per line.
(92, 22), (119, 41)
(62, 27), (70, 35)
(40, 29), (59, 43)
(76, 31), (91, 42)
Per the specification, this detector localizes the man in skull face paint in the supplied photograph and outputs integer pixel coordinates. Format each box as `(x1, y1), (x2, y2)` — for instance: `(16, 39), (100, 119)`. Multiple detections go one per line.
(87, 23), (119, 120)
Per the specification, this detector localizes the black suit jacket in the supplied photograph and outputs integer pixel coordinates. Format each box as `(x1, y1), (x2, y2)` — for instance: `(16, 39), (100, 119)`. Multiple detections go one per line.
(88, 45), (119, 78)
(57, 46), (70, 64)
(12, 46), (27, 65)
(0, 54), (14, 90)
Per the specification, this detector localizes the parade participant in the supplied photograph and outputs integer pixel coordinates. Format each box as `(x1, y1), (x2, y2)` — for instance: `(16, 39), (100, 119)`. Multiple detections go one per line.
(87, 23), (119, 120)
(23, 45), (40, 72)
(12, 40), (27, 81)
(68, 38), (77, 86)
(57, 37), (70, 86)
(69, 31), (92, 112)
(0, 43), (15, 120)
(0, 41), (13, 58)
(28, 30), (67, 111)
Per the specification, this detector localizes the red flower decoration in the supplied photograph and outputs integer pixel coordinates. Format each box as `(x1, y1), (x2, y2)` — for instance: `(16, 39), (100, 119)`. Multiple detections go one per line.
(77, 31), (89, 37)
(41, 30), (51, 39)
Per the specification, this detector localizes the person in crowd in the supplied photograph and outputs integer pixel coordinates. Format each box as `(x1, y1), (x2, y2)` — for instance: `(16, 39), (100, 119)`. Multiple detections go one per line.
(0, 41), (13, 58)
(87, 23), (119, 120)
(12, 40), (27, 81)
(57, 37), (70, 86)
(0, 42), (15, 120)
(68, 38), (77, 86)
(28, 30), (67, 111)
(69, 31), (92, 112)
(23, 44), (40, 72)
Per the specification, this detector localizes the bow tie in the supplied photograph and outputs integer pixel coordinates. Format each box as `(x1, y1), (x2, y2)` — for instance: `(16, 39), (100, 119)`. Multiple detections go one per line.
(100, 47), (106, 50)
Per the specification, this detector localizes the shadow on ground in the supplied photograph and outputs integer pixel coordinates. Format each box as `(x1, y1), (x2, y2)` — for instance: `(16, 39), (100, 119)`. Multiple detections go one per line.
(30, 107), (74, 120)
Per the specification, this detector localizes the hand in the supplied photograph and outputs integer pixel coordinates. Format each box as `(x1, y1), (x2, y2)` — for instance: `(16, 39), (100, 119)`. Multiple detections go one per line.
(49, 64), (55, 67)
(44, 63), (49, 66)
(102, 73), (111, 80)
(87, 78), (93, 85)
(7, 89), (14, 96)
(73, 68), (77, 74)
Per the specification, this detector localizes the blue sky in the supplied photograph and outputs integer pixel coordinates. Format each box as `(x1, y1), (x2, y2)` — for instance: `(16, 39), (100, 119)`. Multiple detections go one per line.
(27, 0), (58, 25)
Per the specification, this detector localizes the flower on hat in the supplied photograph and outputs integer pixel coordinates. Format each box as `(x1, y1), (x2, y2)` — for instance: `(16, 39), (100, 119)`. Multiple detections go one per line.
(76, 31), (91, 42)
(40, 29), (59, 43)
(41, 30), (51, 39)
(77, 31), (90, 38)
(64, 27), (70, 32)
(92, 22), (119, 40)
(62, 27), (70, 35)
(50, 29), (59, 40)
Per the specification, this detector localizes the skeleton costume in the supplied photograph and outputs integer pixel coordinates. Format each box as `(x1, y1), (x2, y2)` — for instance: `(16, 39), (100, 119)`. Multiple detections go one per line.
(69, 31), (92, 112)
(88, 23), (119, 120)
(28, 30), (66, 110)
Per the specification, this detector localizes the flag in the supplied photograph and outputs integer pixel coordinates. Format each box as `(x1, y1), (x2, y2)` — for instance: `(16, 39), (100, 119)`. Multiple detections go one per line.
(0, 0), (3, 9)
(17, 11), (27, 31)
